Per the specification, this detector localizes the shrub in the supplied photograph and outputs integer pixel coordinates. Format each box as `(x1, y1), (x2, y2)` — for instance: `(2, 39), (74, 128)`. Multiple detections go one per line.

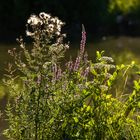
(2, 12), (140, 140)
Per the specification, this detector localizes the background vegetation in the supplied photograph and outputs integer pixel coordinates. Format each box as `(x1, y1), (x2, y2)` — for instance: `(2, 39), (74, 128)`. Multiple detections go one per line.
(2, 13), (140, 140)
(1, 0), (140, 42)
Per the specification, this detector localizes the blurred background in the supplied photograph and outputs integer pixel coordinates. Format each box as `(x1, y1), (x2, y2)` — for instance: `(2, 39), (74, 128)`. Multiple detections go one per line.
(0, 0), (140, 41)
(0, 0), (140, 139)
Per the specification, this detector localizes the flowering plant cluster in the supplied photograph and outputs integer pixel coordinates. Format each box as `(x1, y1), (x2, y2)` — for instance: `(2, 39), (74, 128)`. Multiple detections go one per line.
(27, 12), (65, 38)
(2, 12), (140, 140)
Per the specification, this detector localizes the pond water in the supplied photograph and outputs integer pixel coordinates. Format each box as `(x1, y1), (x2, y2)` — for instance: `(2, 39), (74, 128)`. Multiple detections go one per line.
(0, 36), (140, 139)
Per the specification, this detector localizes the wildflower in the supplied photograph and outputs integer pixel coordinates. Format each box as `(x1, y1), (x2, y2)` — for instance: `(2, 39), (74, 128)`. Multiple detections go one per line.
(37, 75), (41, 85)
(22, 63), (26, 68)
(83, 52), (88, 64)
(99, 85), (108, 91)
(48, 24), (54, 29)
(27, 15), (42, 26)
(105, 73), (112, 79)
(8, 50), (12, 54)
(83, 67), (90, 77)
(57, 25), (61, 32)
(80, 24), (86, 55)
(94, 63), (115, 70)
(56, 20), (64, 26)
(56, 31), (60, 36)
(99, 56), (114, 63)
(48, 24), (54, 32)
(43, 62), (51, 69)
(56, 37), (63, 44)
(74, 56), (81, 71)
(20, 43), (25, 49)
(26, 30), (35, 37)
(66, 61), (73, 71)
(39, 12), (51, 19)
(50, 18), (56, 23)
(62, 34), (66, 38)
(64, 44), (69, 49)
(54, 17), (59, 24)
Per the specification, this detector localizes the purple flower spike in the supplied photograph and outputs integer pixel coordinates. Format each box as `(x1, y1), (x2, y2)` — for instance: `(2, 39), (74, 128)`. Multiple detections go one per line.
(83, 67), (90, 77)
(84, 52), (88, 64)
(74, 56), (81, 71)
(66, 61), (73, 71)
(80, 24), (86, 55)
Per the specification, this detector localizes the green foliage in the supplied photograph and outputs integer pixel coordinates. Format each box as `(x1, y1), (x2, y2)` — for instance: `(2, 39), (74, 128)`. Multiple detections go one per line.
(2, 13), (140, 140)
(109, 0), (140, 13)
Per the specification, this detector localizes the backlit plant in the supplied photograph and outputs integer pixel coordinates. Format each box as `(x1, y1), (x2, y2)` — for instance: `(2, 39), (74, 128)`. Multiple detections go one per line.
(2, 12), (140, 140)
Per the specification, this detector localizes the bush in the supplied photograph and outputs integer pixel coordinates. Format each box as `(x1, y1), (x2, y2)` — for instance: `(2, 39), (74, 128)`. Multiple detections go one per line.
(2, 12), (140, 140)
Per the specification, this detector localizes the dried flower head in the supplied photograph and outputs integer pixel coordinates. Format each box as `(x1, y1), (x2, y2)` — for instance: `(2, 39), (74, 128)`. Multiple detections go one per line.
(39, 12), (51, 19)
(27, 15), (42, 26)
(26, 12), (66, 43)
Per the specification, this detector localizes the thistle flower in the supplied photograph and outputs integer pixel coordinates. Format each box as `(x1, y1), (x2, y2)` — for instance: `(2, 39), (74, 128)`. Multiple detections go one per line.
(48, 24), (54, 32)
(26, 30), (35, 37)
(39, 12), (51, 19)
(26, 12), (66, 45)
(27, 15), (42, 26)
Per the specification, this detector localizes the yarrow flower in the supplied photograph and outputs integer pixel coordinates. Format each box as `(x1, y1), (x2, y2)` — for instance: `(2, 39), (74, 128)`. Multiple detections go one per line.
(99, 56), (114, 63)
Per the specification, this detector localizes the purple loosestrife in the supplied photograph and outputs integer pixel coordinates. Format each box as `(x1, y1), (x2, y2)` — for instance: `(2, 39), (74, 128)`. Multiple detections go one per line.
(83, 52), (88, 65)
(80, 24), (86, 56)
(66, 24), (87, 73)
(83, 67), (90, 77)
(66, 61), (73, 71)
(73, 56), (81, 71)
(66, 61), (73, 72)
(73, 25), (87, 72)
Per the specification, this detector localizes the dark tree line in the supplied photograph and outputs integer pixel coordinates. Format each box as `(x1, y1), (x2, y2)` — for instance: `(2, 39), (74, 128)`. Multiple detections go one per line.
(0, 0), (140, 42)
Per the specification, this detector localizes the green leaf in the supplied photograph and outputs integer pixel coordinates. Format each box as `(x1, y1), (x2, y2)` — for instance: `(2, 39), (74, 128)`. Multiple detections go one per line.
(134, 80), (140, 91)
(73, 117), (79, 123)
(86, 106), (91, 112)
